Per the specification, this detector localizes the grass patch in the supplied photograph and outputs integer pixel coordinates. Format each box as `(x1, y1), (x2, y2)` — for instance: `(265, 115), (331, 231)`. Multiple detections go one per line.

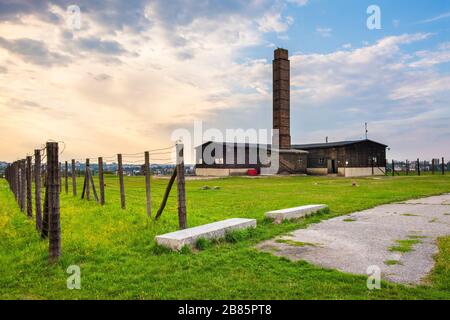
(275, 239), (317, 247)
(389, 239), (421, 253)
(401, 213), (419, 217)
(384, 260), (401, 266)
(180, 245), (192, 254)
(343, 218), (356, 222)
(224, 228), (256, 243)
(195, 237), (213, 251)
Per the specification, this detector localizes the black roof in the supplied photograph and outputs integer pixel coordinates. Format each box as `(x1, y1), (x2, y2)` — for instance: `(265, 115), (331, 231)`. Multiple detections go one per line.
(195, 141), (270, 150)
(196, 139), (387, 150)
(292, 139), (388, 149)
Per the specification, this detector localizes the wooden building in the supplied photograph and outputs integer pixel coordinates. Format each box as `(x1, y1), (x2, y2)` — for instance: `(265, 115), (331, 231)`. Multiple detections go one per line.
(293, 140), (387, 177)
(195, 48), (387, 177)
(195, 142), (308, 176)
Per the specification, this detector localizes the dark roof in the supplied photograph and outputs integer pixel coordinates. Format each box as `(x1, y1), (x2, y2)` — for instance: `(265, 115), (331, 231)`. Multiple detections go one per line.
(196, 139), (387, 150)
(292, 139), (388, 149)
(195, 141), (270, 150)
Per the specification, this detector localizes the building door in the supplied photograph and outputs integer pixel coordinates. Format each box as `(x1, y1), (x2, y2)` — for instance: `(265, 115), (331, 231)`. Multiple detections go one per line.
(328, 159), (337, 174)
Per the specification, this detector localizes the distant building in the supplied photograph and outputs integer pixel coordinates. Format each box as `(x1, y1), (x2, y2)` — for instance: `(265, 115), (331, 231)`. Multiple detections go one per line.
(195, 48), (387, 177)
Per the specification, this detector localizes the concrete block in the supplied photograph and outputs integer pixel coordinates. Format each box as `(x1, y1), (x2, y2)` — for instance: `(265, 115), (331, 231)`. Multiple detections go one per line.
(265, 204), (327, 222)
(155, 218), (257, 251)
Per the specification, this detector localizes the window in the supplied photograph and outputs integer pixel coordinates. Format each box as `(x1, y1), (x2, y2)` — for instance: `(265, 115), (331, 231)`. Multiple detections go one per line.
(318, 158), (325, 165)
(215, 157), (224, 164)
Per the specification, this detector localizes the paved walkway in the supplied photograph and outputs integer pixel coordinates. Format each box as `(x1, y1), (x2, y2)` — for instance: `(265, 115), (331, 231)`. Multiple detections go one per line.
(257, 194), (450, 284)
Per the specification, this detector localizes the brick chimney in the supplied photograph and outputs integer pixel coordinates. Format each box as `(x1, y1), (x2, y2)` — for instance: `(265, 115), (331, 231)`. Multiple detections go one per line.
(273, 48), (291, 149)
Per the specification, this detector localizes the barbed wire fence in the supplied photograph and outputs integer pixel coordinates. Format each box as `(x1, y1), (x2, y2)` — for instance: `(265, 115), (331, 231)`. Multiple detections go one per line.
(389, 158), (448, 176)
(3, 141), (188, 263)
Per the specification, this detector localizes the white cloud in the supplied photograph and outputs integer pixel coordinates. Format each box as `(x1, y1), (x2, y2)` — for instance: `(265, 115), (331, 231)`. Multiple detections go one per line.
(419, 11), (450, 24)
(286, 0), (309, 6)
(316, 27), (332, 38)
(257, 11), (294, 33)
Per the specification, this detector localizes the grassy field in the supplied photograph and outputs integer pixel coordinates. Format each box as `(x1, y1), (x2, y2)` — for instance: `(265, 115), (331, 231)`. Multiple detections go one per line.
(1, 174), (450, 299)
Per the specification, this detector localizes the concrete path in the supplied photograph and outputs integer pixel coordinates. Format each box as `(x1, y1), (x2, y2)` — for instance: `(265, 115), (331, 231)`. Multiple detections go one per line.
(257, 194), (450, 284)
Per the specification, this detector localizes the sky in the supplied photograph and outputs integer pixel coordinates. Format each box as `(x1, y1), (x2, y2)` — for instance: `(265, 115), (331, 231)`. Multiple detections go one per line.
(0, 0), (449, 163)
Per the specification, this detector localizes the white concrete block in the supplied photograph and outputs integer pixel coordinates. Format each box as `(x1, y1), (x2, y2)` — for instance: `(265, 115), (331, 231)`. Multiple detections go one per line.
(155, 218), (257, 250)
(265, 204), (327, 222)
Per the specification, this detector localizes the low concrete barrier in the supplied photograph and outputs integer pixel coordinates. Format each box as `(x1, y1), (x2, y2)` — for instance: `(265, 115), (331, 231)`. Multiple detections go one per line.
(265, 204), (327, 222)
(155, 218), (257, 250)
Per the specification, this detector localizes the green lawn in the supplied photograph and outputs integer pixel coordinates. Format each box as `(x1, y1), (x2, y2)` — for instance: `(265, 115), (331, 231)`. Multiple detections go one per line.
(1, 174), (450, 299)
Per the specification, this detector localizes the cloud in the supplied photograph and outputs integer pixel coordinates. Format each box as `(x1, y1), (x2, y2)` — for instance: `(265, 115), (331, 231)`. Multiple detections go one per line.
(419, 11), (450, 24)
(286, 0), (309, 6)
(257, 11), (294, 33)
(6, 98), (50, 111)
(316, 27), (332, 38)
(285, 33), (450, 159)
(0, 0), (59, 23)
(0, 36), (70, 66)
(75, 37), (128, 55)
(0, 1), (448, 162)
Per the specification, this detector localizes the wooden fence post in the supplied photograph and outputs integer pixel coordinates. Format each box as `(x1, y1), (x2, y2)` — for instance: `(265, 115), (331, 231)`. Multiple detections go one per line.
(118, 154), (125, 209)
(15, 162), (19, 203)
(154, 168), (177, 221)
(406, 160), (409, 175)
(442, 157), (445, 175)
(20, 159), (26, 212)
(98, 157), (105, 205)
(176, 144), (187, 229)
(35, 149), (42, 231)
(59, 162), (62, 193)
(144, 151), (151, 217)
(26, 156), (32, 218)
(87, 167), (99, 202)
(392, 159), (395, 177)
(71, 159), (77, 196)
(432, 159), (435, 175)
(371, 157), (374, 176)
(41, 184), (49, 239)
(64, 161), (68, 193)
(417, 158), (421, 176)
(85, 159), (90, 200)
(16, 161), (20, 204)
(47, 142), (61, 263)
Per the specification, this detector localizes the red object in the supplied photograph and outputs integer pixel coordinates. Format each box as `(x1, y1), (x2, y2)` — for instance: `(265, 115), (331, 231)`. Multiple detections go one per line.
(247, 169), (258, 176)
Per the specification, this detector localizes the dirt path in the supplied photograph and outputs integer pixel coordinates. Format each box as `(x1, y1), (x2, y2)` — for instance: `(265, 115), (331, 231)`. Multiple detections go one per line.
(257, 194), (450, 284)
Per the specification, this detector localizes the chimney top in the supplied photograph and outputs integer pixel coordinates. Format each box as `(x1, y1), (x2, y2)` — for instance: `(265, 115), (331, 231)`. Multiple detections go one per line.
(274, 48), (288, 60)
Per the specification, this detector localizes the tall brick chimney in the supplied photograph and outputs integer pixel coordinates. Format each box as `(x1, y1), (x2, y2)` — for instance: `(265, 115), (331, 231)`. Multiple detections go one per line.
(273, 48), (291, 149)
